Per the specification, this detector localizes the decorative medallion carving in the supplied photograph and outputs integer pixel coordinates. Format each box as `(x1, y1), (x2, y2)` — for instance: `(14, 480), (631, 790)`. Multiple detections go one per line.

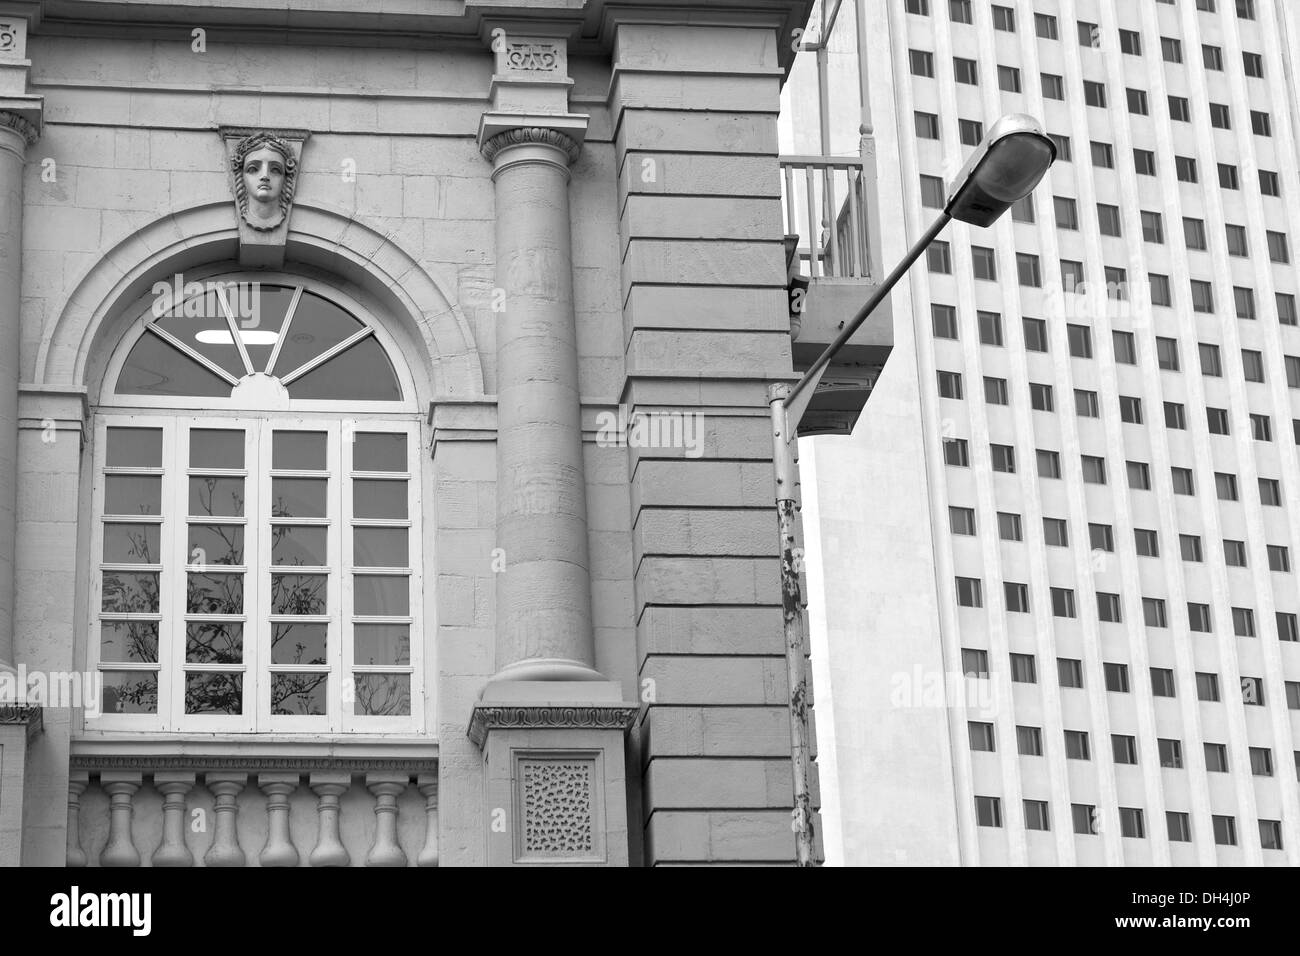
(0, 22), (18, 56)
(505, 42), (560, 72)
(468, 704), (637, 747)
(480, 126), (582, 165)
(520, 759), (594, 856)
(230, 131), (299, 232)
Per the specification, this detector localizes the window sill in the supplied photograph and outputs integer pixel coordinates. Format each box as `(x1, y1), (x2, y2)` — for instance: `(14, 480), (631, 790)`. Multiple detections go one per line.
(70, 732), (438, 773)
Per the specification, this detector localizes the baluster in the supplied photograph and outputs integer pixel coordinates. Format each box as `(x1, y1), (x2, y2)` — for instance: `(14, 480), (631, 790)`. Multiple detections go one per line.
(99, 771), (142, 867)
(66, 771), (89, 868)
(804, 166), (819, 278)
(846, 167), (863, 278)
(203, 772), (247, 867)
(822, 164), (839, 276)
(783, 164), (797, 242)
(152, 772), (195, 867)
(308, 772), (351, 867)
(417, 773), (439, 868)
(365, 773), (408, 867)
(259, 772), (301, 867)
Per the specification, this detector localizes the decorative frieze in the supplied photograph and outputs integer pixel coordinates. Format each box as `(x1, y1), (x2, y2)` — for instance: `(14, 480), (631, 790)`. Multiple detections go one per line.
(468, 705), (638, 748)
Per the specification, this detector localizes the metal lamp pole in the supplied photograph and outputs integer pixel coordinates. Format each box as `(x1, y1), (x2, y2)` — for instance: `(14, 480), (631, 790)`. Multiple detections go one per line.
(773, 114), (1056, 866)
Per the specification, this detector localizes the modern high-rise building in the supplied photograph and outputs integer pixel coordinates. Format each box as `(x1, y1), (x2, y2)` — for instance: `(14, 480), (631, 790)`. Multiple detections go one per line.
(785, 0), (1300, 865)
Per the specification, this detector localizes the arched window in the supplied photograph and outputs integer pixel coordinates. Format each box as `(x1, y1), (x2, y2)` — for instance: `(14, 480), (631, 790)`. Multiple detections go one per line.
(90, 275), (422, 733)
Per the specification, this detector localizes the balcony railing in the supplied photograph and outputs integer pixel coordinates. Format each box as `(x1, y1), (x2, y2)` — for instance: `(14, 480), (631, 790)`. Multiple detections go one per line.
(780, 155), (873, 280)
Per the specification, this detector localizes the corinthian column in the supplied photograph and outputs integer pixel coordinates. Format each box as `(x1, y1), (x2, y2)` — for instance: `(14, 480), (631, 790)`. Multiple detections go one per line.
(0, 109), (37, 676)
(482, 122), (599, 683)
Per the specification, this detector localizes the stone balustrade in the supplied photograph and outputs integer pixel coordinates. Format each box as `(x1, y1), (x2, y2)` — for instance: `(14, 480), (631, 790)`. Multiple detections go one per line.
(66, 758), (438, 867)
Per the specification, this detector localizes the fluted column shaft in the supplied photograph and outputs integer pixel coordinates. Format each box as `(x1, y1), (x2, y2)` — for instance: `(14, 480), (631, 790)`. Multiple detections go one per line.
(485, 129), (596, 681)
(0, 114), (36, 672)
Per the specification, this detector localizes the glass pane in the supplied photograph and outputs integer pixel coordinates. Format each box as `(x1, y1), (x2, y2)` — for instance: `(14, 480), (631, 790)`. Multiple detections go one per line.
(186, 571), (243, 614)
(354, 574), (409, 615)
(99, 621), (159, 663)
(288, 336), (401, 401)
(105, 475), (161, 515)
(184, 672), (242, 715)
(189, 429), (244, 469)
(354, 528), (408, 568)
(189, 476), (245, 517)
(154, 288), (250, 379)
(353, 433), (407, 472)
(272, 525), (327, 566)
(106, 427), (163, 468)
(353, 674), (410, 716)
(354, 479), (407, 519)
(102, 571), (160, 614)
(116, 331), (233, 398)
(240, 284), (296, 372)
(272, 622), (327, 665)
(271, 478), (327, 518)
(101, 671), (158, 714)
(355, 624), (411, 666)
(103, 523), (161, 564)
(272, 431), (327, 471)
(188, 525), (245, 566)
(185, 622), (243, 664)
(271, 573), (327, 615)
(272, 290), (365, 378)
(272, 672), (328, 716)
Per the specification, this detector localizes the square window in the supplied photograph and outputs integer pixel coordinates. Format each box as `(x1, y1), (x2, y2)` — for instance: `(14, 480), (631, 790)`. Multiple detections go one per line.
(1260, 170), (1280, 196)
(932, 304), (958, 339)
(914, 111), (940, 140)
(1010, 654), (1037, 684)
(961, 647), (989, 677)
(1190, 281), (1214, 313)
(1286, 681), (1300, 709)
(1058, 658), (1083, 689)
(1207, 408), (1230, 435)
(1119, 808), (1145, 839)
(1199, 343), (1223, 376)
(1242, 349), (1264, 382)
(1140, 210), (1163, 242)
(1251, 413), (1272, 442)
(1224, 539), (1247, 567)
(1041, 73), (1065, 100)
(1104, 663), (1130, 694)
(1237, 0), (1256, 17)
(1072, 803), (1099, 835)
(919, 174), (946, 208)
(1167, 812), (1192, 842)
(1184, 217), (1207, 249)
(905, 0), (929, 12)
(1196, 672), (1220, 702)
(1134, 528), (1159, 557)
(1017, 725), (1043, 755)
(1176, 156), (1198, 183)
(948, 0), (971, 21)
(1113, 331), (1136, 364)
(1169, 469), (1195, 500)
(1278, 293), (1297, 326)
(1268, 545), (1290, 572)
(968, 720), (995, 752)
(1252, 111), (1272, 136)
(1082, 455), (1107, 484)
(972, 246), (997, 281)
(949, 506), (976, 535)
(1260, 820), (1283, 851)
(997, 512), (1022, 541)
(978, 310), (1003, 345)
(1053, 196), (1079, 230)
(1077, 21), (1099, 48)
(1159, 739), (1184, 769)
(1278, 612), (1300, 642)
(1067, 324), (1093, 358)
(974, 795), (1002, 827)
(1064, 729), (1090, 758)
(1205, 743), (1229, 772)
(1151, 669), (1176, 698)
(991, 444), (1015, 473)
(1180, 535), (1204, 562)
(998, 65), (1021, 93)
(1168, 95), (1190, 121)
(1037, 449), (1061, 478)
(1024, 800), (1050, 831)
(1162, 37), (1182, 63)
(1127, 461), (1151, 490)
(1043, 517), (1068, 546)
(1268, 231), (1290, 264)
(1235, 287), (1256, 320)
(1143, 598), (1168, 628)
(983, 376), (1008, 405)
(928, 240), (952, 274)
(1126, 88), (1148, 115)
(953, 57), (978, 85)
(960, 119), (984, 147)
(1120, 29), (1141, 55)
(1090, 141), (1114, 168)
(993, 5), (1015, 31)
(1259, 478), (1282, 506)
(1017, 253), (1041, 287)
(1166, 405), (1188, 431)
(1060, 260), (1085, 292)
(1035, 14), (1057, 39)
(1023, 317), (1048, 352)
(1243, 52), (1264, 78)
(1250, 747), (1273, 776)
(1149, 273), (1172, 306)
(1210, 102), (1231, 129)
(1219, 164), (1240, 190)
(1049, 132), (1071, 160)
(1212, 815), (1237, 847)
(1084, 81), (1106, 108)
(1120, 396), (1142, 424)
(1011, 195), (1035, 223)
(910, 49), (935, 77)
(944, 438), (969, 467)
(956, 577), (983, 608)
(1203, 44), (1223, 71)
(937, 370), (963, 399)
(1232, 607), (1256, 637)
(1005, 582), (1030, 613)
(1097, 204), (1122, 236)
(1215, 472), (1238, 500)
(1097, 592), (1122, 623)
(1030, 383), (1054, 412)
(1225, 223), (1248, 256)
(1112, 735), (1138, 764)
(1051, 587), (1076, 619)
(1089, 523), (1114, 552)
(1075, 389), (1100, 418)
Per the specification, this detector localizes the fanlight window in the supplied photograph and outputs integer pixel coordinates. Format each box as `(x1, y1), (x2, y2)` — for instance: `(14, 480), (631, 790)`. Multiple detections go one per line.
(115, 281), (402, 402)
(91, 278), (421, 733)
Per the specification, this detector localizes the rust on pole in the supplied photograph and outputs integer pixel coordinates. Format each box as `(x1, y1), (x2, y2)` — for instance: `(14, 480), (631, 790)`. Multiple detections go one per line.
(769, 382), (816, 867)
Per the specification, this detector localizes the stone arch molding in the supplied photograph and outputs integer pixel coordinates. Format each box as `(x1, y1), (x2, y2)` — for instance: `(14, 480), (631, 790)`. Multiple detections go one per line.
(35, 200), (485, 401)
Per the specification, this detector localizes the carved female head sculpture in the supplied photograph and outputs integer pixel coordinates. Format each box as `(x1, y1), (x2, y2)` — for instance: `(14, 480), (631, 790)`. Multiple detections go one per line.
(231, 132), (298, 231)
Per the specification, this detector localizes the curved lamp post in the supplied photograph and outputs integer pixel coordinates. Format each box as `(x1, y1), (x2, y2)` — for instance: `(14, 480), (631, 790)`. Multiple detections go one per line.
(772, 114), (1057, 866)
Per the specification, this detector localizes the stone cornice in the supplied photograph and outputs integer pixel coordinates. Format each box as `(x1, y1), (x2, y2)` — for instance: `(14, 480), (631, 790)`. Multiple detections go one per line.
(0, 109), (37, 145)
(468, 705), (639, 748)
(70, 755), (438, 775)
(0, 705), (43, 742)
(481, 125), (581, 165)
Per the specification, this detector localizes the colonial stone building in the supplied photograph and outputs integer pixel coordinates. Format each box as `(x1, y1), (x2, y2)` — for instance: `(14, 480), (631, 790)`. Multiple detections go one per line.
(0, 0), (855, 866)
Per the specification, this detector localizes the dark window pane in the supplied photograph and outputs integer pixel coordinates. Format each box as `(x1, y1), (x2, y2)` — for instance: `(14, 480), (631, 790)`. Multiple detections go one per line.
(101, 671), (158, 714)
(102, 523), (161, 564)
(354, 528), (409, 568)
(271, 478), (327, 519)
(354, 674), (411, 716)
(101, 571), (160, 614)
(99, 621), (159, 664)
(272, 291), (365, 378)
(272, 431), (327, 471)
(271, 573), (328, 616)
(271, 673), (328, 716)
(272, 622), (328, 666)
(287, 336), (402, 402)
(354, 574), (409, 615)
(116, 331), (233, 398)
(186, 571), (244, 614)
(354, 479), (408, 520)
(271, 526), (328, 567)
(105, 475), (162, 516)
(185, 622), (244, 664)
(354, 433), (408, 472)
(189, 429), (245, 469)
(106, 427), (163, 468)
(354, 624), (412, 666)
(188, 477), (245, 518)
(154, 288), (251, 379)
(184, 672), (242, 715)
(187, 525), (244, 566)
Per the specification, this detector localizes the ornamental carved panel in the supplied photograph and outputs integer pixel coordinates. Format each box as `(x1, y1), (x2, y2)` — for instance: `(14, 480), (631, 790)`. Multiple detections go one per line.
(519, 759), (594, 856)
(0, 21), (22, 58)
(505, 42), (560, 72)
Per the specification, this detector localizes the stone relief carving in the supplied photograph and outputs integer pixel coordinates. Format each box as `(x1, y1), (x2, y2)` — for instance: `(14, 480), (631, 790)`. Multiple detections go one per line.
(467, 704), (638, 747)
(0, 22), (18, 56)
(521, 760), (594, 856)
(505, 42), (560, 72)
(230, 131), (299, 231)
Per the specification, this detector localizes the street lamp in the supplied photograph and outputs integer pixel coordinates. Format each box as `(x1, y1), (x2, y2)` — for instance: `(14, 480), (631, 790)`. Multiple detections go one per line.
(771, 114), (1056, 866)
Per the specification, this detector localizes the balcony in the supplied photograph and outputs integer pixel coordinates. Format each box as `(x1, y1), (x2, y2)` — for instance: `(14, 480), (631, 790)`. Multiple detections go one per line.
(66, 739), (439, 866)
(780, 150), (892, 436)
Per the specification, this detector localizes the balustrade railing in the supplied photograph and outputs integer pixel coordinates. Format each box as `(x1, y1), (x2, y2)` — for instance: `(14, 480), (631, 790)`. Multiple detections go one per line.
(780, 155), (873, 280)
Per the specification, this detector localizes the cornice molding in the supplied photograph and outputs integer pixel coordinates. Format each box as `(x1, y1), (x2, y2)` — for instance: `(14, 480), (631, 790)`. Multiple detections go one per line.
(468, 704), (638, 748)
(481, 125), (581, 165)
(70, 755), (439, 774)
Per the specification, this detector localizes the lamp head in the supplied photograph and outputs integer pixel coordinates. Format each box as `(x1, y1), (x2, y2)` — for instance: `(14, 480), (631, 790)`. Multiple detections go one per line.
(945, 113), (1056, 227)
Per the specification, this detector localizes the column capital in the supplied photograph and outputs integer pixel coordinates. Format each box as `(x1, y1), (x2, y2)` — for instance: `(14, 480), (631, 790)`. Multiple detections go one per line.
(478, 115), (587, 167)
(0, 108), (36, 147)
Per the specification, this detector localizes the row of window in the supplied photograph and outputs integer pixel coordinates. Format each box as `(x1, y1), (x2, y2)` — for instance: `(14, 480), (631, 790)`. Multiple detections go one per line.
(974, 796), (1284, 850)
(905, 1), (1260, 32)
(962, 648), (1299, 705)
